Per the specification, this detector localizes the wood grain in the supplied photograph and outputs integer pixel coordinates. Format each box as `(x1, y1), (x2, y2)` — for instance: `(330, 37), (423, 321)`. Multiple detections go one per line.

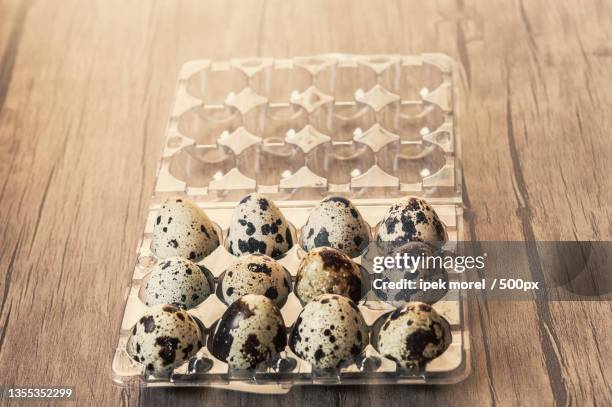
(0, 0), (610, 406)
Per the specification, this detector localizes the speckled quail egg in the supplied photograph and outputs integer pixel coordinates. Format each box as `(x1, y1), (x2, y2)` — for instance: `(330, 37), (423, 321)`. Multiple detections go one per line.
(301, 196), (370, 258)
(376, 302), (450, 369)
(127, 304), (203, 376)
(210, 294), (287, 370)
(289, 294), (368, 369)
(225, 193), (294, 259)
(218, 254), (292, 308)
(142, 257), (214, 309)
(151, 197), (220, 262)
(376, 197), (447, 251)
(294, 247), (363, 304)
(370, 242), (448, 306)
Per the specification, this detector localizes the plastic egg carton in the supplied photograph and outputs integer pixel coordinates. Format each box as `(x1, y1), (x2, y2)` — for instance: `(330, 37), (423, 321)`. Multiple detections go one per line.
(112, 54), (469, 392)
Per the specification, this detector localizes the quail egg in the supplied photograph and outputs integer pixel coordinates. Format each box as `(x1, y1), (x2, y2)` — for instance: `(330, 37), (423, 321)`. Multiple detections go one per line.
(289, 294), (368, 369)
(376, 196), (447, 251)
(225, 193), (294, 258)
(127, 304), (203, 376)
(376, 302), (450, 369)
(294, 247), (363, 304)
(301, 196), (370, 258)
(370, 242), (448, 306)
(142, 257), (214, 309)
(218, 254), (292, 308)
(151, 197), (220, 262)
(210, 294), (287, 370)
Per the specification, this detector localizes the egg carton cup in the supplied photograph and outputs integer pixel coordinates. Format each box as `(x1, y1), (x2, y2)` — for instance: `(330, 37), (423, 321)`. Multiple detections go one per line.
(112, 54), (469, 392)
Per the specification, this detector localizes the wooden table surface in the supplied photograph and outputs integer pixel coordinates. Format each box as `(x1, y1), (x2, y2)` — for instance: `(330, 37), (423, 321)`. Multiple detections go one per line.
(0, 0), (611, 405)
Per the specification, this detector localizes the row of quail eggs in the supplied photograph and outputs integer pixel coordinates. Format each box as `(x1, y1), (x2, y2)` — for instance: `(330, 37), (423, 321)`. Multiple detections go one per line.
(127, 193), (451, 376)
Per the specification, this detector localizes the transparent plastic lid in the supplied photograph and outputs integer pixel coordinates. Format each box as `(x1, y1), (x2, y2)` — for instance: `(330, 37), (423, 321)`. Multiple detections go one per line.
(155, 53), (461, 205)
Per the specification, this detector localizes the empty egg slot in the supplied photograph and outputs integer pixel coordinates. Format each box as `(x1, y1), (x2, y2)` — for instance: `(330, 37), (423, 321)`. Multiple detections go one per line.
(262, 103), (308, 138)
(377, 141), (446, 185)
(186, 64), (248, 104)
(333, 62), (377, 102)
(307, 142), (375, 185)
(251, 63), (312, 103)
(381, 61), (444, 101)
(396, 102), (445, 141)
(237, 141), (305, 187)
(375, 102), (400, 136)
(177, 105), (242, 145)
(317, 102), (376, 142)
(168, 145), (236, 188)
